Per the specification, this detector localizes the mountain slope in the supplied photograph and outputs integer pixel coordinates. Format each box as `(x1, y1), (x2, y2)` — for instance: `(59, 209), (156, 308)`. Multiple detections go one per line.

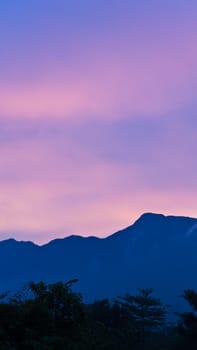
(0, 213), (197, 306)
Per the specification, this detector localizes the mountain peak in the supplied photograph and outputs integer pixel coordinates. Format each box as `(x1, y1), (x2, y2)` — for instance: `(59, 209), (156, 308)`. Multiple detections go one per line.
(134, 212), (165, 225)
(138, 212), (165, 219)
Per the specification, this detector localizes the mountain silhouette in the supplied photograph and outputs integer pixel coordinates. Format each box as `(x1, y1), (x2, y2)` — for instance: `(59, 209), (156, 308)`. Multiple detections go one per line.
(1, 212), (197, 307)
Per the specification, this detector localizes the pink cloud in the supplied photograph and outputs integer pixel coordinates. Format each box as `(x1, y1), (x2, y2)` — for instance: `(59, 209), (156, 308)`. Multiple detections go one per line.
(0, 17), (196, 121)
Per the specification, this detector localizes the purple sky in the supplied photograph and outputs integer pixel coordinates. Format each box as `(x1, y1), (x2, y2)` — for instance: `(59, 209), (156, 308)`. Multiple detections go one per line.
(0, 1), (197, 243)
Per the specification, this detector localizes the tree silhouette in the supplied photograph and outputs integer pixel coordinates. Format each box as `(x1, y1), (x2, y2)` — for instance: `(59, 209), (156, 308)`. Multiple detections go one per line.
(117, 288), (168, 348)
(176, 289), (197, 350)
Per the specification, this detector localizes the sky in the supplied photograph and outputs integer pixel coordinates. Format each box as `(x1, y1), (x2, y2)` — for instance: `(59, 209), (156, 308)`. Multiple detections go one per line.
(0, 0), (197, 243)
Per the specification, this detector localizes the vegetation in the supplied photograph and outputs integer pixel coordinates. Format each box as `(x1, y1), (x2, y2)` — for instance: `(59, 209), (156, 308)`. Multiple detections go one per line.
(0, 280), (195, 349)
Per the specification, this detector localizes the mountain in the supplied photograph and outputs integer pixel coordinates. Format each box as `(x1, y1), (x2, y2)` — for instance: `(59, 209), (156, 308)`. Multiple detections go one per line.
(1, 212), (197, 308)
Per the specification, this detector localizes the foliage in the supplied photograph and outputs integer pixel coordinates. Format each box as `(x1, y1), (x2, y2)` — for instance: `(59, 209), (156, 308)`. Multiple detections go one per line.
(176, 289), (197, 350)
(116, 288), (168, 349)
(0, 281), (195, 349)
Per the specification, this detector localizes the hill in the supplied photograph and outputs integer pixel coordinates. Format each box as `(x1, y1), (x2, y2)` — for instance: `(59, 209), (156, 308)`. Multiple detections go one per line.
(1, 212), (197, 307)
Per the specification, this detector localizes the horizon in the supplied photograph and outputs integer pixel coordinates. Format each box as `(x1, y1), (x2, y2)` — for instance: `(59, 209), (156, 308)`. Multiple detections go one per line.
(0, 1), (197, 243)
(1, 211), (197, 245)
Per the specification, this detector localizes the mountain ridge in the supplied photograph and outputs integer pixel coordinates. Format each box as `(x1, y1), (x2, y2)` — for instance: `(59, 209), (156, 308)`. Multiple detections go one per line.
(0, 212), (197, 308)
(1, 212), (196, 246)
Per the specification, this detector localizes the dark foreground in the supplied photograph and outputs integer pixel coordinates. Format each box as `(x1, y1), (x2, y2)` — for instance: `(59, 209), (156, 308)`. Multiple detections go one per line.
(0, 280), (196, 350)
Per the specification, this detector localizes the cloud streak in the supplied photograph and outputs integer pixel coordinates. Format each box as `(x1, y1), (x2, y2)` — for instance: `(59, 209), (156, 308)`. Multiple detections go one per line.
(0, 1), (197, 121)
